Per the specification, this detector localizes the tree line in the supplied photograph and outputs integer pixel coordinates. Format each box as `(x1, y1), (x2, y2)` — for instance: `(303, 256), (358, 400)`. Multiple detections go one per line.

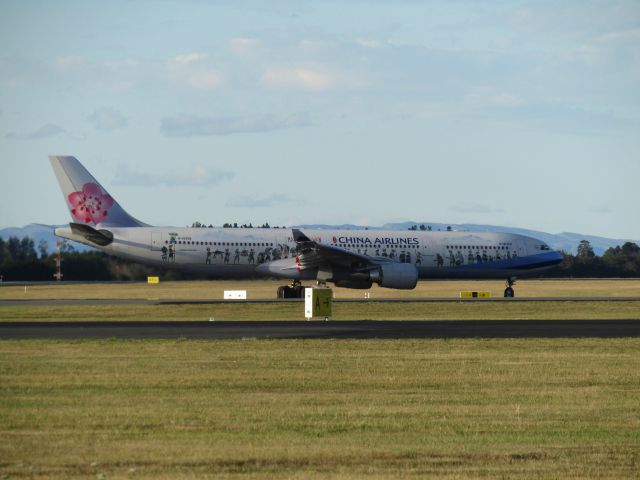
(0, 236), (191, 282)
(191, 222), (285, 229)
(0, 235), (638, 282)
(548, 240), (640, 278)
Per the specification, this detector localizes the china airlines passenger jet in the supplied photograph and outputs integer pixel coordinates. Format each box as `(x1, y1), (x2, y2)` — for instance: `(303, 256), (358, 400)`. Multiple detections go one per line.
(50, 156), (563, 297)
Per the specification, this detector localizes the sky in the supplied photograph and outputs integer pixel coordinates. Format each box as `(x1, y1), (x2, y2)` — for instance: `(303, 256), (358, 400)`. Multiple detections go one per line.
(1, 0), (639, 240)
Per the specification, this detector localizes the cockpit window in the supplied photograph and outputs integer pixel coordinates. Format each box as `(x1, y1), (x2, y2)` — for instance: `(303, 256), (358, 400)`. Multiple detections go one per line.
(538, 244), (551, 251)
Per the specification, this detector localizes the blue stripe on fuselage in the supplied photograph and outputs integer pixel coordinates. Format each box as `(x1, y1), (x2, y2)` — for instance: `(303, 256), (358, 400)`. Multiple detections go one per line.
(453, 251), (563, 271)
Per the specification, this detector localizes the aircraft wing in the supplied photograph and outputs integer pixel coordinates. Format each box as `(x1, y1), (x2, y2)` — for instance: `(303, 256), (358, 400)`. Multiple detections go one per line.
(292, 228), (389, 271)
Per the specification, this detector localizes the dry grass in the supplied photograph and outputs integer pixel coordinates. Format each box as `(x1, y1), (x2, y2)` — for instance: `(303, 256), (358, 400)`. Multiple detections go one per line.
(1, 281), (638, 478)
(1, 279), (639, 322)
(1, 300), (639, 322)
(1, 339), (639, 478)
(1, 278), (639, 301)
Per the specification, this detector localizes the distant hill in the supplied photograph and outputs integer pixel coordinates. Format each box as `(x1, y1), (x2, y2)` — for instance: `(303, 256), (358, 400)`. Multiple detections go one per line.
(2, 223), (637, 256)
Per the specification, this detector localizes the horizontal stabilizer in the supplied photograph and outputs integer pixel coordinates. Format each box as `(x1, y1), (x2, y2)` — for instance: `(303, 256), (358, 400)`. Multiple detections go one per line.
(69, 222), (114, 246)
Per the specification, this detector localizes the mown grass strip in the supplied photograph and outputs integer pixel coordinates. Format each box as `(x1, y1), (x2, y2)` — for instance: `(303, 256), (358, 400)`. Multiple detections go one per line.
(1, 300), (639, 321)
(1, 279), (639, 301)
(1, 338), (639, 479)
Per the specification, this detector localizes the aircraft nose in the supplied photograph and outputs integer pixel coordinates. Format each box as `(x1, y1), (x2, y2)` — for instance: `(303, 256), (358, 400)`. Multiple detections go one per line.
(550, 251), (564, 265)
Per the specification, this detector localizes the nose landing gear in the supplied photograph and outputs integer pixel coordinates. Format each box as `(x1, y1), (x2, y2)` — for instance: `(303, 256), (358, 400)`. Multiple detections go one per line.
(504, 277), (517, 298)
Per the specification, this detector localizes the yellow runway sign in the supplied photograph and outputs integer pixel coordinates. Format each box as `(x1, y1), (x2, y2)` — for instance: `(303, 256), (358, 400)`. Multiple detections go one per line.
(459, 291), (491, 298)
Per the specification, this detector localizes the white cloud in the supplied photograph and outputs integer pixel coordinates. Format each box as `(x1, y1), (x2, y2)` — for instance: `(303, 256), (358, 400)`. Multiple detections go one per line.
(493, 93), (525, 107)
(226, 193), (298, 208)
(172, 52), (208, 65)
(299, 39), (325, 50)
(55, 56), (85, 69)
(465, 90), (525, 109)
(113, 163), (234, 187)
(597, 28), (640, 44)
(230, 37), (260, 54)
(588, 205), (613, 214)
(5, 123), (66, 140)
(262, 66), (334, 91)
(356, 39), (385, 49)
(167, 53), (223, 90)
(104, 58), (139, 71)
(87, 108), (128, 131)
(449, 203), (504, 214)
(187, 71), (223, 90)
(160, 112), (311, 137)
(563, 45), (602, 66)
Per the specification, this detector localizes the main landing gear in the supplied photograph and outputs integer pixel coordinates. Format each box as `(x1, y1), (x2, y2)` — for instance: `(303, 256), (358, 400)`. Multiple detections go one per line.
(277, 280), (305, 299)
(504, 277), (517, 298)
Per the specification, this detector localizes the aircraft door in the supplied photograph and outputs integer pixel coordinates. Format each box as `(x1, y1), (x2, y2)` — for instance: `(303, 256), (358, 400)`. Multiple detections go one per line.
(419, 238), (433, 268)
(150, 232), (164, 251)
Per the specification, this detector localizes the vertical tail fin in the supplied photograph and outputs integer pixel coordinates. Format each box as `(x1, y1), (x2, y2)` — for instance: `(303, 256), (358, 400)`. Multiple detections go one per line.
(49, 156), (147, 227)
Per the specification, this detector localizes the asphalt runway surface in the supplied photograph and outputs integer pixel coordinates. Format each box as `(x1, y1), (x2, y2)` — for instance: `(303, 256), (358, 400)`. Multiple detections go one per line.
(2, 297), (639, 307)
(2, 320), (639, 339)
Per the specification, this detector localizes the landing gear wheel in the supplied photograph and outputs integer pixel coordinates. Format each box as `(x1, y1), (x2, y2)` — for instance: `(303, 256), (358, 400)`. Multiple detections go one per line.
(504, 277), (517, 298)
(290, 285), (304, 298)
(277, 282), (305, 299)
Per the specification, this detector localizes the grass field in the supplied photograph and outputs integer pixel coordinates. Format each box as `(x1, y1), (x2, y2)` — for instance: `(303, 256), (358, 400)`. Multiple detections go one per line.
(1, 280), (639, 478)
(1, 339), (639, 479)
(2, 278), (639, 301)
(1, 279), (638, 322)
(1, 300), (640, 322)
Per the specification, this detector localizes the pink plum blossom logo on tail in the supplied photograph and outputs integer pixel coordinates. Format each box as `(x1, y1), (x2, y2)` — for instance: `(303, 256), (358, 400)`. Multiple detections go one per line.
(67, 183), (114, 224)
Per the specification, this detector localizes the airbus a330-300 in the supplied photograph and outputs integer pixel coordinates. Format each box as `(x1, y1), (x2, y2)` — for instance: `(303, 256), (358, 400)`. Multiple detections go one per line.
(50, 156), (563, 297)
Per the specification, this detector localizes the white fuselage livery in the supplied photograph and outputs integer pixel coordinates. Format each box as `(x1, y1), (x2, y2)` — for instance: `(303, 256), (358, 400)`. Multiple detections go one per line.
(55, 225), (561, 280)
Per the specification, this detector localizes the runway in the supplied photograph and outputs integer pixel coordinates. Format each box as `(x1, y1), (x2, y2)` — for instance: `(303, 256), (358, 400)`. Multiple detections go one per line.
(1, 320), (639, 339)
(2, 297), (639, 307)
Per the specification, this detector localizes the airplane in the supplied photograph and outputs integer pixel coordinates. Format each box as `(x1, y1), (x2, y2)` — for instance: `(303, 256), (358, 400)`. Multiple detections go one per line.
(49, 155), (563, 298)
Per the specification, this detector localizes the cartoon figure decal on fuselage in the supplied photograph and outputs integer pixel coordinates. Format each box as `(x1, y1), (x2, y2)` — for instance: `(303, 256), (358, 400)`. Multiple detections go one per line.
(154, 233), (294, 269)
(160, 233), (178, 263)
(152, 233), (529, 272)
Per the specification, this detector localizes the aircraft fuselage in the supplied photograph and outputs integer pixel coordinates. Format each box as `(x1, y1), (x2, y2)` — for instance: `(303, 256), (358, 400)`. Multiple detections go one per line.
(55, 225), (562, 280)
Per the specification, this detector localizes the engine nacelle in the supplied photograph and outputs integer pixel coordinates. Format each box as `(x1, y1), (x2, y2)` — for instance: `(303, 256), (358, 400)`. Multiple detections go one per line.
(334, 279), (373, 289)
(369, 263), (418, 289)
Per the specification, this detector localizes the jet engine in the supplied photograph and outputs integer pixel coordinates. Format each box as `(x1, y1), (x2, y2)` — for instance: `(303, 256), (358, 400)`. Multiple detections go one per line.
(334, 279), (373, 289)
(368, 263), (418, 289)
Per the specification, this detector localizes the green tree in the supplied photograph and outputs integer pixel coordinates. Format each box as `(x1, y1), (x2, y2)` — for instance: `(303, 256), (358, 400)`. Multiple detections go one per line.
(622, 242), (640, 256)
(7, 237), (20, 260)
(601, 242), (640, 276)
(576, 240), (595, 259)
(60, 240), (75, 254)
(0, 237), (6, 265)
(38, 240), (49, 259)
